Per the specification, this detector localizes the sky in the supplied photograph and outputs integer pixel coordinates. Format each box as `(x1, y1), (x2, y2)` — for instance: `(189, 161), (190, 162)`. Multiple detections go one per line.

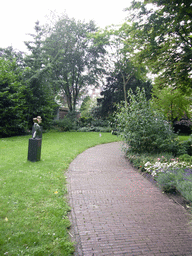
(1, 0), (132, 52)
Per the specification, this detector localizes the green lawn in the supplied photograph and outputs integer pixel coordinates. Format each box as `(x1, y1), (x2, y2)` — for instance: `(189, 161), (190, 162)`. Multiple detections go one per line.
(0, 132), (121, 256)
(178, 135), (190, 141)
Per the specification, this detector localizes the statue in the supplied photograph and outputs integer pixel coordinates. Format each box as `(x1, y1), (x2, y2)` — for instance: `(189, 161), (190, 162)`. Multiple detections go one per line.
(28, 116), (42, 162)
(32, 116), (42, 139)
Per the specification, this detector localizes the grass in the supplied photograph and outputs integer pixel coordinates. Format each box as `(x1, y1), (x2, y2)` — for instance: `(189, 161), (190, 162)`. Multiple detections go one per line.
(178, 135), (190, 141)
(0, 132), (121, 256)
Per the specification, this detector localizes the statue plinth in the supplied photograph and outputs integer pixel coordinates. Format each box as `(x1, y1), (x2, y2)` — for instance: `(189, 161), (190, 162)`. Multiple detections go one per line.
(27, 138), (42, 162)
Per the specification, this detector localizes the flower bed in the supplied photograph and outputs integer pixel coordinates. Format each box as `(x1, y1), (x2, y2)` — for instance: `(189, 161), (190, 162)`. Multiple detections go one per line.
(127, 152), (192, 205)
(143, 157), (192, 203)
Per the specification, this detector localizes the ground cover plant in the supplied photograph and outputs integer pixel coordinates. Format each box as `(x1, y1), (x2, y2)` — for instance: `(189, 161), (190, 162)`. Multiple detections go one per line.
(0, 132), (120, 255)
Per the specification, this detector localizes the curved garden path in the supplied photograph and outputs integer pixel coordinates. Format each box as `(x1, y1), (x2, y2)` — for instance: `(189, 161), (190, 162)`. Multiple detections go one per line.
(67, 142), (192, 256)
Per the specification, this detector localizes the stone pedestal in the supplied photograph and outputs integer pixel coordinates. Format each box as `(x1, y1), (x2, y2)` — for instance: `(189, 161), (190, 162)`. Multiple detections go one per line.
(28, 138), (42, 162)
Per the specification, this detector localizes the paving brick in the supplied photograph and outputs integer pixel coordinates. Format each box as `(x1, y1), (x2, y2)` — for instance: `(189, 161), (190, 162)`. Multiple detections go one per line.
(67, 142), (192, 256)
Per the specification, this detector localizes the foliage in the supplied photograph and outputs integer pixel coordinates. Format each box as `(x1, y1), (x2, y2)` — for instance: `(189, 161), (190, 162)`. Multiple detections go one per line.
(52, 118), (74, 132)
(180, 136), (192, 156)
(144, 158), (191, 177)
(156, 167), (192, 201)
(105, 24), (150, 103)
(24, 21), (57, 129)
(0, 132), (120, 255)
(156, 171), (179, 193)
(116, 87), (178, 154)
(151, 86), (192, 126)
(52, 111), (79, 131)
(80, 96), (91, 116)
(174, 116), (192, 135)
(126, 149), (192, 202)
(77, 126), (112, 132)
(0, 46), (24, 68)
(0, 58), (26, 137)
(178, 135), (191, 141)
(179, 154), (192, 164)
(142, 152), (192, 201)
(125, 0), (192, 94)
(44, 15), (108, 112)
(128, 154), (192, 203)
(99, 70), (152, 118)
(80, 96), (97, 118)
(78, 116), (93, 127)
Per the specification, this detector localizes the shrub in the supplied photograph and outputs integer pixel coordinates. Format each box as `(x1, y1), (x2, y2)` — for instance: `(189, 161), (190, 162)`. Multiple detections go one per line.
(177, 180), (192, 202)
(52, 118), (73, 131)
(156, 172), (178, 193)
(0, 58), (27, 137)
(79, 116), (93, 127)
(181, 135), (192, 156)
(116, 87), (178, 154)
(179, 154), (192, 164)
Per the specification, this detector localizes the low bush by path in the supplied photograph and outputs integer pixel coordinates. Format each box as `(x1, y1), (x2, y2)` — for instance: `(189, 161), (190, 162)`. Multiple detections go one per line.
(0, 132), (120, 256)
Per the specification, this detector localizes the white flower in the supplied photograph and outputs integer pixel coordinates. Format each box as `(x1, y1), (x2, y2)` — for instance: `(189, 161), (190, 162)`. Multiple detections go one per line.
(144, 161), (151, 167)
(151, 171), (157, 176)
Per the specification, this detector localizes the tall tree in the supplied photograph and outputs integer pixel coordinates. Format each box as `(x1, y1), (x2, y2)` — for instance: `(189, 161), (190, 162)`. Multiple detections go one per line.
(125, 0), (192, 94)
(45, 15), (108, 112)
(99, 64), (152, 118)
(104, 24), (149, 103)
(24, 21), (56, 128)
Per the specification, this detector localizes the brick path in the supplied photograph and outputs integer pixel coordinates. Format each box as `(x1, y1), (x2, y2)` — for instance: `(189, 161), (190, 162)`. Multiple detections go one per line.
(67, 142), (192, 256)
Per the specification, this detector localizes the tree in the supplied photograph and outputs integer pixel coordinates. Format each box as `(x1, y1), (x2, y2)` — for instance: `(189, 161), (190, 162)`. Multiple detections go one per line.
(102, 23), (150, 104)
(0, 46), (25, 68)
(45, 15), (108, 112)
(151, 85), (192, 126)
(98, 63), (152, 118)
(0, 58), (26, 137)
(24, 21), (56, 129)
(125, 0), (192, 94)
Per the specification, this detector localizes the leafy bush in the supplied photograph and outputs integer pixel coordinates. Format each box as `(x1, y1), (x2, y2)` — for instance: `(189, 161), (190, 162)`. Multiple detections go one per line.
(116, 87), (178, 154)
(177, 180), (192, 202)
(52, 118), (73, 132)
(79, 116), (93, 127)
(180, 135), (192, 156)
(51, 111), (80, 131)
(156, 172), (178, 193)
(0, 58), (27, 137)
(179, 154), (192, 164)
(79, 116), (109, 128)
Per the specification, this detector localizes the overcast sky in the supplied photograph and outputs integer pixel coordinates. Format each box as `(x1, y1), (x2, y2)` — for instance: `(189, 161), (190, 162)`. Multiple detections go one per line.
(1, 0), (132, 52)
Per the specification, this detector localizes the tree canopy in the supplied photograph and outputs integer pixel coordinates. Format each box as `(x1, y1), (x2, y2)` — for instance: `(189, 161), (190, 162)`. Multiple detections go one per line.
(44, 15), (108, 112)
(125, 0), (192, 94)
